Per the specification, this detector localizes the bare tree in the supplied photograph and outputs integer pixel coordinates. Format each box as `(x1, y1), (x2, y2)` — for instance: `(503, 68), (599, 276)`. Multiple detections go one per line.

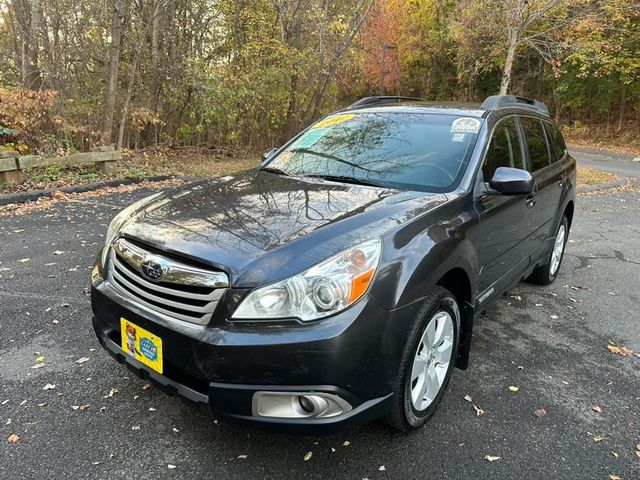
(102, 0), (125, 144)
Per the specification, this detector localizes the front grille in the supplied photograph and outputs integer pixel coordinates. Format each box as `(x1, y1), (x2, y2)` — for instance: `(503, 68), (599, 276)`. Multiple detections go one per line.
(107, 238), (229, 325)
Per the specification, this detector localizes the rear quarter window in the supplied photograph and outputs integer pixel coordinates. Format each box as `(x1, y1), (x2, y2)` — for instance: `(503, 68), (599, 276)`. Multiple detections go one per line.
(520, 117), (551, 172)
(544, 121), (567, 162)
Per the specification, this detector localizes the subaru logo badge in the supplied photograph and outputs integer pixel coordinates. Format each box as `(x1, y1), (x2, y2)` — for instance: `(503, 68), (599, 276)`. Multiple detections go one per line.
(140, 258), (164, 282)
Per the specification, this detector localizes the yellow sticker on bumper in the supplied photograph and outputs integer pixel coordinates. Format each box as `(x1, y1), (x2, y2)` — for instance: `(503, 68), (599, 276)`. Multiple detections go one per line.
(120, 318), (163, 374)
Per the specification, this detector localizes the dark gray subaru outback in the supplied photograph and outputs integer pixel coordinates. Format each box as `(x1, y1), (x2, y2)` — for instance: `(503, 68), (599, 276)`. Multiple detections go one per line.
(91, 95), (576, 432)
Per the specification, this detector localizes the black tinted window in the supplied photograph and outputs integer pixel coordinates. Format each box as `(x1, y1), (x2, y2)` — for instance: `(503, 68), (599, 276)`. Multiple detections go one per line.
(544, 121), (566, 162)
(520, 117), (551, 171)
(482, 117), (524, 182)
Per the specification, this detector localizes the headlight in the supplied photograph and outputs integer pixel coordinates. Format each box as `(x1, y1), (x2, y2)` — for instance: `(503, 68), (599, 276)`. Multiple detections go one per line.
(100, 192), (163, 268)
(232, 239), (381, 322)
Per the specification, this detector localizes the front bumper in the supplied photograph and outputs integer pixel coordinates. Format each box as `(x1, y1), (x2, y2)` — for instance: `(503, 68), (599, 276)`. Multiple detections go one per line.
(91, 272), (420, 433)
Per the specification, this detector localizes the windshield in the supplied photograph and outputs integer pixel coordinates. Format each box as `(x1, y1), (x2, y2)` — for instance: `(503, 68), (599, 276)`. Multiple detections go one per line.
(264, 112), (482, 192)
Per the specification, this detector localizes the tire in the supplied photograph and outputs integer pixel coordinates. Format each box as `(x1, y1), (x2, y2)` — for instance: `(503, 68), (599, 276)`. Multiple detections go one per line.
(385, 286), (460, 431)
(527, 215), (569, 285)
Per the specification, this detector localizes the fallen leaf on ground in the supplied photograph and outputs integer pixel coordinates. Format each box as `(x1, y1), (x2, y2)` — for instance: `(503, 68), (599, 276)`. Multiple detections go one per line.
(510, 294), (522, 301)
(609, 475), (620, 480)
(131, 425), (140, 431)
(237, 455), (247, 459)
(75, 357), (90, 364)
(18, 258), (31, 263)
(534, 409), (547, 418)
(607, 343), (634, 357)
(35, 356), (45, 362)
(167, 464), (176, 469)
(378, 465), (386, 471)
(473, 404), (484, 416)
(30, 363), (46, 369)
(612, 452), (619, 458)
(304, 451), (313, 461)
(42, 383), (56, 391)
(508, 386), (519, 392)
(463, 394), (472, 402)
(105, 388), (119, 398)
(53, 250), (65, 255)
(484, 455), (500, 462)
(342, 440), (350, 447)
(550, 315), (559, 320)
(592, 406), (602, 413)
(142, 383), (151, 390)
(7, 434), (19, 443)
(592, 435), (605, 442)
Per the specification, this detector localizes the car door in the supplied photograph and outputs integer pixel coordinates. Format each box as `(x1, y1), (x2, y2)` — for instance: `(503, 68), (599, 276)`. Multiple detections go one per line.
(474, 116), (536, 302)
(518, 116), (565, 258)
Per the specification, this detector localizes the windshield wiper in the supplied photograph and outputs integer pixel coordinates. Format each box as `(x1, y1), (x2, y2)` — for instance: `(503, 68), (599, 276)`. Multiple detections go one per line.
(261, 166), (289, 176)
(305, 174), (386, 188)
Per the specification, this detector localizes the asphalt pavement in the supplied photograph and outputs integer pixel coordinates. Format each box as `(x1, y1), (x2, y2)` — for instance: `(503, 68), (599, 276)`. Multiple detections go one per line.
(1, 177), (639, 479)
(570, 146), (640, 179)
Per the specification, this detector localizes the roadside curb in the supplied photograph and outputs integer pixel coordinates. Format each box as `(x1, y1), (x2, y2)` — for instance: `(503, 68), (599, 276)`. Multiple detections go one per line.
(576, 176), (628, 193)
(0, 175), (197, 206)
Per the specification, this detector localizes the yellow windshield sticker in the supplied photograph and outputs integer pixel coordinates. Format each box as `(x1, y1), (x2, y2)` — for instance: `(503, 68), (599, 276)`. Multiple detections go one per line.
(312, 114), (356, 129)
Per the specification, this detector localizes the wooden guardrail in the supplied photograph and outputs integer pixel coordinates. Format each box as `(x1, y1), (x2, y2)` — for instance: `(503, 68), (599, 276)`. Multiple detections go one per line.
(0, 147), (120, 186)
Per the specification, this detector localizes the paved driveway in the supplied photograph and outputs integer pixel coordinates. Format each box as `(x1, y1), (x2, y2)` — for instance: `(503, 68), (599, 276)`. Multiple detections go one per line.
(1, 184), (639, 479)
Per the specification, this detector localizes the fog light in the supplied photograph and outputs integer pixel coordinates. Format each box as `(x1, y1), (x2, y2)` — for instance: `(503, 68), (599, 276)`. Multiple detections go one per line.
(252, 391), (352, 419)
(298, 395), (315, 413)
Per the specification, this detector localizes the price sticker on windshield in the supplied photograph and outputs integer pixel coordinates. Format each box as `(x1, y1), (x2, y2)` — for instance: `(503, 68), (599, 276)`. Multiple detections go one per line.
(312, 114), (356, 129)
(451, 117), (481, 134)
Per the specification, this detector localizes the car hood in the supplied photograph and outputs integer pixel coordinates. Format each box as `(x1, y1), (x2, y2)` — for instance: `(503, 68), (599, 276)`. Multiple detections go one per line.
(119, 170), (449, 287)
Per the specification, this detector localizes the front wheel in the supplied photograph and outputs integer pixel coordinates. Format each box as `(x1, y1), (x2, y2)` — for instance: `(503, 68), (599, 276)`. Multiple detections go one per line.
(528, 215), (569, 285)
(386, 286), (459, 431)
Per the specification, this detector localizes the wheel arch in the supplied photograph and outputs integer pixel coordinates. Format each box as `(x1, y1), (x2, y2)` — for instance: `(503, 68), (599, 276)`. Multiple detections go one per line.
(564, 200), (574, 228)
(435, 267), (474, 370)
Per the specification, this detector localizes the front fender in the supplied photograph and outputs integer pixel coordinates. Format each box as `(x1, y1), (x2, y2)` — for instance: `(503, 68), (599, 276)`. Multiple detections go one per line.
(369, 196), (480, 310)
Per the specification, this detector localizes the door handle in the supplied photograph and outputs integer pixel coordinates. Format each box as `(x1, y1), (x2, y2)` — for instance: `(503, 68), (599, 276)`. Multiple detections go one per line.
(558, 178), (565, 188)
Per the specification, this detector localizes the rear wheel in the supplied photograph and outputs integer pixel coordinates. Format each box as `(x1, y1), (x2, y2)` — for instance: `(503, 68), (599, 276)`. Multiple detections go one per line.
(386, 286), (459, 431)
(528, 215), (569, 285)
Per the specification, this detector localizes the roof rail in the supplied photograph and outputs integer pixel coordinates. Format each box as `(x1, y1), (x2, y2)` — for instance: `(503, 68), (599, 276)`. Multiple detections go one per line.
(347, 96), (423, 109)
(480, 95), (549, 116)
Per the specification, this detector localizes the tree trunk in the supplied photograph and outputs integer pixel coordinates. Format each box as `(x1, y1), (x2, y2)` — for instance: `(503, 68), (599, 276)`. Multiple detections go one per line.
(617, 86), (625, 133)
(307, 0), (374, 122)
(23, 0), (43, 90)
(116, 24), (149, 151)
(500, 38), (517, 95)
(147, 0), (163, 145)
(102, 0), (125, 145)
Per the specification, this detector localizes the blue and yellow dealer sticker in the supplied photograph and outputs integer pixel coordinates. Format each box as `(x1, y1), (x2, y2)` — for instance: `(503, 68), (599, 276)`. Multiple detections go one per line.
(120, 318), (163, 374)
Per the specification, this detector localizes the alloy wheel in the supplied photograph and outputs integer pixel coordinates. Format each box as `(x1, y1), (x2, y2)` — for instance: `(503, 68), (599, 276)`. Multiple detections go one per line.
(409, 311), (454, 411)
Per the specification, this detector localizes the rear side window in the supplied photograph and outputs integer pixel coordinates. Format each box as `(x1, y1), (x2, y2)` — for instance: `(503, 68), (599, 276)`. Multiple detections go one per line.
(544, 121), (566, 162)
(520, 117), (551, 171)
(482, 117), (524, 182)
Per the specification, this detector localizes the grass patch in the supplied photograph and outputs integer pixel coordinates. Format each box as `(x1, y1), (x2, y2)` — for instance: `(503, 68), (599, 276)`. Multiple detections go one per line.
(577, 167), (617, 187)
(0, 146), (260, 194)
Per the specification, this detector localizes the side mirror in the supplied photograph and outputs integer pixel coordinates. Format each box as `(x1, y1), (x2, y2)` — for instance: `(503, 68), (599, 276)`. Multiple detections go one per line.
(262, 147), (278, 162)
(490, 167), (534, 195)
